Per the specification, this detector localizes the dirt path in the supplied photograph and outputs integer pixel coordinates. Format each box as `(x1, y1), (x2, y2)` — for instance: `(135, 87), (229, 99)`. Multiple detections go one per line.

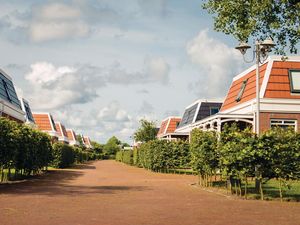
(0, 160), (299, 225)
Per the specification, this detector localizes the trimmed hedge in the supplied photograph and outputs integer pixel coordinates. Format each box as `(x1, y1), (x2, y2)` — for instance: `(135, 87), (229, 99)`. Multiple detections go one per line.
(116, 140), (190, 171)
(0, 118), (52, 180)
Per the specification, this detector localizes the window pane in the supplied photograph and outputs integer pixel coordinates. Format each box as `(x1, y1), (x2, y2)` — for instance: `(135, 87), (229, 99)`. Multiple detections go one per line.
(290, 70), (300, 92)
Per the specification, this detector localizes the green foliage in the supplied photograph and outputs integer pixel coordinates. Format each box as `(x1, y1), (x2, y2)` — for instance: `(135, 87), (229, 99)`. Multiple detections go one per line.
(134, 119), (157, 142)
(128, 140), (190, 172)
(91, 141), (103, 154)
(202, 0), (300, 54)
(103, 136), (121, 157)
(0, 118), (52, 180)
(190, 129), (218, 181)
(116, 150), (133, 165)
(52, 143), (76, 168)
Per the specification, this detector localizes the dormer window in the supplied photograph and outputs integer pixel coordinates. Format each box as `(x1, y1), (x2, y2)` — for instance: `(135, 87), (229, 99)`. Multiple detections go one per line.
(289, 70), (300, 93)
(236, 78), (248, 102)
(210, 107), (219, 115)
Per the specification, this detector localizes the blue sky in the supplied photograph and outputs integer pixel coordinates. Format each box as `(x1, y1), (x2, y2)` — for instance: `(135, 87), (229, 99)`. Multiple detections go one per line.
(0, 0), (250, 143)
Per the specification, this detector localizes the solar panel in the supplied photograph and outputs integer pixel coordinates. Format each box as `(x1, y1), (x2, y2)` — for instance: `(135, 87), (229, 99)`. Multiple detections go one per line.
(23, 100), (35, 123)
(177, 103), (198, 128)
(0, 73), (22, 109)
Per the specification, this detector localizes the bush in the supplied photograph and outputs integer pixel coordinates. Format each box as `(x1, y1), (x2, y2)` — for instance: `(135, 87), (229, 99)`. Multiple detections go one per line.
(130, 140), (190, 172)
(0, 118), (52, 181)
(52, 143), (75, 168)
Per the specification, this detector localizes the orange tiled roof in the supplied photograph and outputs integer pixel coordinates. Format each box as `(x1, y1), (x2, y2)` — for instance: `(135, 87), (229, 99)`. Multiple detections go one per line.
(166, 118), (181, 133)
(157, 119), (168, 136)
(66, 129), (76, 141)
(55, 122), (68, 138)
(157, 117), (181, 136)
(32, 113), (55, 132)
(221, 63), (268, 112)
(264, 61), (300, 99)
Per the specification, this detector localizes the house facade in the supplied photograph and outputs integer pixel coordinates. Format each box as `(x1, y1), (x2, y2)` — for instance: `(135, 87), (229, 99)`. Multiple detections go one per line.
(66, 129), (79, 146)
(174, 99), (223, 134)
(189, 56), (300, 133)
(32, 113), (59, 141)
(157, 117), (186, 141)
(55, 122), (69, 144)
(0, 69), (25, 123)
(83, 136), (93, 149)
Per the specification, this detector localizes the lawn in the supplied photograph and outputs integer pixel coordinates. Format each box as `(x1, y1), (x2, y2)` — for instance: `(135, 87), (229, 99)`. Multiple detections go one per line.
(211, 178), (300, 201)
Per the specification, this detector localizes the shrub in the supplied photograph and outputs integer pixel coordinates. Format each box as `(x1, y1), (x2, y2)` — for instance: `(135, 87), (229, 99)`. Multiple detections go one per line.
(52, 143), (75, 168)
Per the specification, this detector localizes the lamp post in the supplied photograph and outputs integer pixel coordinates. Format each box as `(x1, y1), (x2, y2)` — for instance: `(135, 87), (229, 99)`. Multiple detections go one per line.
(235, 38), (276, 135)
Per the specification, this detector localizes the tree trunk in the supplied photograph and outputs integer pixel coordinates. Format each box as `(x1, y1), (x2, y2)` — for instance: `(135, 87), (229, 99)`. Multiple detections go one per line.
(259, 178), (264, 200)
(244, 176), (248, 199)
(279, 178), (283, 202)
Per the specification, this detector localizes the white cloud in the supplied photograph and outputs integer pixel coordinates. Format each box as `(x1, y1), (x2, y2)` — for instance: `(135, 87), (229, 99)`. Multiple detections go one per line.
(97, 101), (130, 122)
(29, 3), (89, 42)
(186, 30), (242, 98)
(26, 62), (76, 85)
(107, 57), (170, 85)
(25, 62), (102, 110)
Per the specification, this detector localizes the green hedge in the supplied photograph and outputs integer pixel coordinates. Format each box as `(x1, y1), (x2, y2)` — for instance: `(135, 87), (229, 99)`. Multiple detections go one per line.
(0, 118), (52, 180)
(116, 140), (190, 171)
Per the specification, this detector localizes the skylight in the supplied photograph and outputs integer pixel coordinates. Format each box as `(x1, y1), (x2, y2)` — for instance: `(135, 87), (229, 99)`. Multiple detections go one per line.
(236, 78), (248, 102)
(289, 70), (300, 93)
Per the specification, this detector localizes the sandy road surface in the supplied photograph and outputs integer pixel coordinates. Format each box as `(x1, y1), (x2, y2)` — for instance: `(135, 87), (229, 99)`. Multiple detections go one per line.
(0, 160), (299, 225)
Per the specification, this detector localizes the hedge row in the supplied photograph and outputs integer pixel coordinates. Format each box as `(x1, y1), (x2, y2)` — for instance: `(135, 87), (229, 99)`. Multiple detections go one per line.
(0, 117), (100, 182)
(116, 140), (190, 172)
(116, 124), (300, 201)
(190, 125), (300, 200)
(0, 118), (52, 181)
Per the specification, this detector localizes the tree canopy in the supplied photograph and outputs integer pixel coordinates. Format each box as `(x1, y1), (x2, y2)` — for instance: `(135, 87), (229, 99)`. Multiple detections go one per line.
(103, 136), (121, 156)
(202, 0), (300, 54)
(134, 119), (157, 142)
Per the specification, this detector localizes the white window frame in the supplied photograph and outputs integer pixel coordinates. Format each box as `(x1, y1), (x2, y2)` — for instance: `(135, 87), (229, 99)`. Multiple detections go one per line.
(270, 119), (297, 131)
(289, 70), (300, 93)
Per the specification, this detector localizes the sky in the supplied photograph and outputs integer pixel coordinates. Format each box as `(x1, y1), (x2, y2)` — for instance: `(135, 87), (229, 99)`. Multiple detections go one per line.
(0, 0), (250, 144)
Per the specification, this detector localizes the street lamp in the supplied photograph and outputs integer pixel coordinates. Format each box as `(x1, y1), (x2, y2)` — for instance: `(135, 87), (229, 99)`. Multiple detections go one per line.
(235, 37), (276, 135)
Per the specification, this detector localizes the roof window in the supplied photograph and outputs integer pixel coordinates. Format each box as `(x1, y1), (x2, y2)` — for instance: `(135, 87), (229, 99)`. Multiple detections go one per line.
(289, 70), (300, 93)
(236, 78), (248, 102)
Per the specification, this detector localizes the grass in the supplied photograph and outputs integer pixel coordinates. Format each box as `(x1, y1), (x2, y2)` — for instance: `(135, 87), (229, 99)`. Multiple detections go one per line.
(0, 167), (54, 182)
(210, 178), (300, 201)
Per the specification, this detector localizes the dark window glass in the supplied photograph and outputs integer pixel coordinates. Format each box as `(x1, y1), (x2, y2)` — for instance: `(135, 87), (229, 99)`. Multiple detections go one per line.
(0, 73), (21, 109)
(50, 116), (56, 131)
(210, 107), (219, 115)
(177, 104), (198, 128)
(24, 101), (34, 122)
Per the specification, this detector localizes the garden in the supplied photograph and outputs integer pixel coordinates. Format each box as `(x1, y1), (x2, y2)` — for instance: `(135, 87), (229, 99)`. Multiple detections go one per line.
(0, 117), (102, 182)
(116, 123), (300, 202)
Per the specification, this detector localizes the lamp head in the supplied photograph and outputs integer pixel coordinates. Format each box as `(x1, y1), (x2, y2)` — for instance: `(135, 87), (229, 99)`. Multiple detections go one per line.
(261, 37), (276, 52)
(235, 42), (251, 55)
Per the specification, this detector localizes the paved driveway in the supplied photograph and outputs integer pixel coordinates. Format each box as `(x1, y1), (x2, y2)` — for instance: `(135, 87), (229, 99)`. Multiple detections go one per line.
(0, 160), (299, 225)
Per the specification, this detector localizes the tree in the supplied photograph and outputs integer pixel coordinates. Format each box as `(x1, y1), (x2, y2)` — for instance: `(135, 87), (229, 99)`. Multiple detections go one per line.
(202, 0), (300, 54)
(91, 141), (103, 154)
(134, 119), (157, 142)
(190, 129), (218, 187)
(103, 136), (121, 156)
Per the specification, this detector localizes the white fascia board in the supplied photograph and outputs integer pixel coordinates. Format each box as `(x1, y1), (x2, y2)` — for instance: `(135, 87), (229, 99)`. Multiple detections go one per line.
(270, 55), (300, 62)
(193, 102), (201, 123)
(0, 100), (25, 122)
(260, 59), (273, 98)
(220, 99), (256, 114)
(185, 98), (224, 109)
(260, 98), (300, 113)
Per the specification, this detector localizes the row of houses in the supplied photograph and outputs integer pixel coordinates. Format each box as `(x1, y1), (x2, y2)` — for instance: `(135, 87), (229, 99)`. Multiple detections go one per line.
(0, 68), (92, 149)
(157, 56), (300, 141)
